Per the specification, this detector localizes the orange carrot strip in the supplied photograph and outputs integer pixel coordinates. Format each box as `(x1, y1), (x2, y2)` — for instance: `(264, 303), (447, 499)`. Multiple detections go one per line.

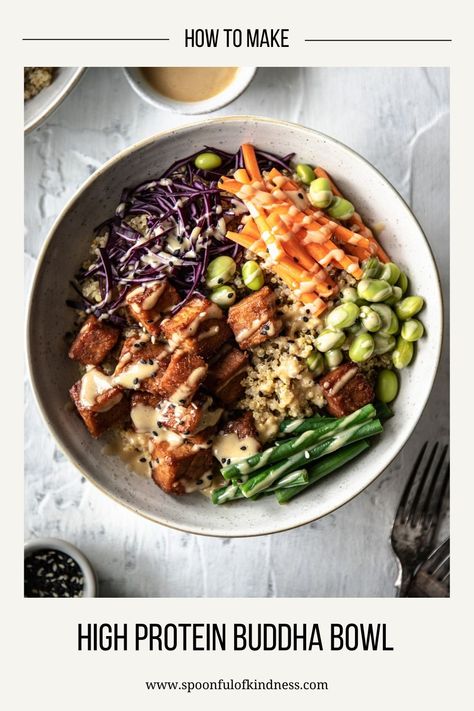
(242, 144), (262, 182)
(234, 168), (251, 184)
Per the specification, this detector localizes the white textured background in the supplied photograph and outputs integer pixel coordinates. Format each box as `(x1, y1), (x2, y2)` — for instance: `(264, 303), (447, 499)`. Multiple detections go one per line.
(24, 67), (449, 597)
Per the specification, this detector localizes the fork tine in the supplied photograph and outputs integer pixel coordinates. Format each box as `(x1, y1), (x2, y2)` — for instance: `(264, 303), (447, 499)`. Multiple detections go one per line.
(422, 445), (449, 518)
(407, 443), (439, 524)
(430, 461), (450, 525)
(395, 442), (428, 522)
(424, 538), (450, 575)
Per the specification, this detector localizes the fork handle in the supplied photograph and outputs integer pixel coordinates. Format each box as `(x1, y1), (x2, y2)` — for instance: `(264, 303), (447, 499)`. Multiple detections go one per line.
(398, 567), (415, 597)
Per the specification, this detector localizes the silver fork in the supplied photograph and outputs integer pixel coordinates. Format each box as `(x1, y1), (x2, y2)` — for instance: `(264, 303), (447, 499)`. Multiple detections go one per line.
(407, 537), (450, 597)
(391, 442), (449, 596)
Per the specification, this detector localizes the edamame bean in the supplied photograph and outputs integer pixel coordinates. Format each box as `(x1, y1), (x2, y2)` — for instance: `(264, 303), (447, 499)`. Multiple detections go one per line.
(296, 163), (315, 185)
(309, 177), (333, 209)
(397, 272), (409, 294)
(375, 369), (399, 403)
(357, 278), (393, 303)
(315, 328), (346, 353)
(241, 260), (264, 291)
(385, 286), (403, 305)
(395, 296), (424, 321)
(326, 302), (360, 329)
(363, 257), (383, 279)
(324, 349), (344, 369)
(194, 152), (222, 170)
(392, 336), (414, 369)
(327, 196), (355, 221)
(373, 333), (396, 355)
(341, 286), (359, 303)
(349, 332), (374, 362)
(210, 284), (236, 307)
(205, 256), (236, 288)
(401, 318), (424, 342)
(379, 262), (401, 285)
(306, 350), (325, 375)
(371, 304), (399, 335)
(359, 305), (382, 332)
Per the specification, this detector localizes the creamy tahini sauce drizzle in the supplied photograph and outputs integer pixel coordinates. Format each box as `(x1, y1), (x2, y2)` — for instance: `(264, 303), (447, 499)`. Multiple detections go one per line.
(127, 281), (166, 312)
(140, 67), (239, 103)
(113, 360), (160, 389)
(169, 365), (208, 404)
(80, 368), (122, 412)
(164, 303), (223, 351)
(324, 367), (358, 396)
(235, 314), (270, 343)
(212, 433), (260, 465)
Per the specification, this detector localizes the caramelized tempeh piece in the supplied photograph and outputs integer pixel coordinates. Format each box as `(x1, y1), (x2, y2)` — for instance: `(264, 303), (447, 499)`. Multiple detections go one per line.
(158, 341), (208, 406)
(157, 393), (223, 436)
(227, 286), (282, 350)
(125, 280), (180, 335)
(160, 296), (224, 351)
(150, 429), (215, 494)
(205, 348), (249, 406)
(194, 318), (233, 359)
(113, 336), (170, 394)
(69, 374), (129, 438)
(68, 315), (119, 366)
(318, 363), (374, 417)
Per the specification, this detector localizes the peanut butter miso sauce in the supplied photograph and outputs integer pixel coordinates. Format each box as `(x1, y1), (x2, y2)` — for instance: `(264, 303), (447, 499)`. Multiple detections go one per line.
(140, 67), (239, 103)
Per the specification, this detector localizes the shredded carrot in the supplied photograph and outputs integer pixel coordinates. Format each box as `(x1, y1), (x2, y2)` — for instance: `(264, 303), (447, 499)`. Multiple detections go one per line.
(242, 144), (262, 182)
(234, 168), (251, 184)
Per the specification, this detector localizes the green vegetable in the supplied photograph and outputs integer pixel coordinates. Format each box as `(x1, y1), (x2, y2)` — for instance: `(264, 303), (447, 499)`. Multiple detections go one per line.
(363, 257), (383, 279)
(275, 441), (370, 504)
(309, 177), (333, 209)
(340, 286), (359, 303)
(397, 272), (409, 294)
(205, 255), (236, 288)
(240, 418), (382, 498)
(194, 152), (222, 170)
(395, 296), (424, 321)
(401, 318), (424, 342)
(241, 260), (264, 291)
(210, 284), (236, 307)
(326, 302), (360, 329)
(324, 349), (343, 369)
(375, 369), (399, 403)
(392, 336), (414, 369)
(357, 278), (393, 303)
(371, 303), (399, 335)
(296, 163), (315, 185)
(221, 405), (376, 481)
(306, 350), (325, 375)
(315, 328), (346, 352)
(359, 305), (382, 332)
(349, 332), (375, 362)
(373, 333), (396, 355)
(379, 262), (401, 285)
(327, 196), (355, 221)
(385, 285), (403, 305)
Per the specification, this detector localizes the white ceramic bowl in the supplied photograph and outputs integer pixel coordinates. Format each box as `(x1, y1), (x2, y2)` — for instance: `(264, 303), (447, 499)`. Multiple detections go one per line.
(24, 67), (86, 133)
(24, 537), (97, 596)
(123, 67), (256, 114)
(27, 116), (443, 537)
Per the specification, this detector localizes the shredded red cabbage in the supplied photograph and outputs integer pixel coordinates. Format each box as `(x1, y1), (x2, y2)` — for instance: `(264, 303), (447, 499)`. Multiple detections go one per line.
(71, 146), (294, 319)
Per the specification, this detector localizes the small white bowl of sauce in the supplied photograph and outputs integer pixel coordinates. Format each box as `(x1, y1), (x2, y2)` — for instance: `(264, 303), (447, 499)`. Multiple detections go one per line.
(124, 66), (256, 114)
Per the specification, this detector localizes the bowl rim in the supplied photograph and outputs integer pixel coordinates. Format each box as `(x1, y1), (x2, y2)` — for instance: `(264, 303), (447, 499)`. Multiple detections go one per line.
(26, 114), (444, 538)
(24, 67), (87, 134)
(24, 536), (97, 596)
(122, 67), (257, 115)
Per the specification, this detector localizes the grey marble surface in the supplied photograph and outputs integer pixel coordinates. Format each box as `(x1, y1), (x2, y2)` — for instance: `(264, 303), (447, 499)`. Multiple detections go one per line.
(24, 67), (449, 597)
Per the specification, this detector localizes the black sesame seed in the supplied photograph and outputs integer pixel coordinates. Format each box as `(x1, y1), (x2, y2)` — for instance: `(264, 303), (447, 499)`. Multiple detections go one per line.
(140, 358), (147, 364)
(227, 293), (233, 299)
(217, 278), (224, 284)
(240, 445), (247, 451)
(133, 377), (139, 385)
(184, 430), (191, 436)
(148, 358), (154, 365)
(258, 390), (264, 397)
(221, 458), (226, 463)
(196, 479), (203, 485)
(303, 316), (309, 322)
(139, 457), (146, 462)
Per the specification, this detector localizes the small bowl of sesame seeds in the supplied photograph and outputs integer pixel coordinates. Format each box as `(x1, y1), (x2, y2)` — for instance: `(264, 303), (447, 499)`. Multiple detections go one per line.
(24, 538), (97, 598)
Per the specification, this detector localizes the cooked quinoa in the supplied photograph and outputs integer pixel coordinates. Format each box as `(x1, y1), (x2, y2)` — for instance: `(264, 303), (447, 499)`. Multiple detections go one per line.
(24, 67), (54, 100)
